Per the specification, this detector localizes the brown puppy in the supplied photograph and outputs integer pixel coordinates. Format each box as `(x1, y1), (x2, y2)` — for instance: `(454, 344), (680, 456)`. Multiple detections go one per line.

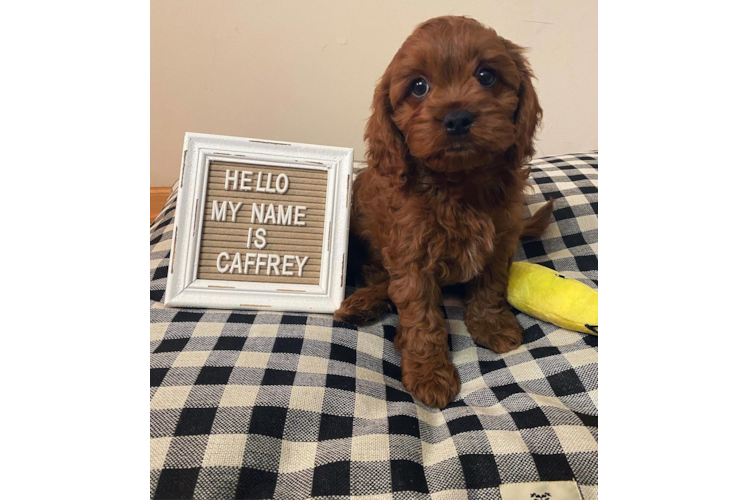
(334, 16), (553, 408)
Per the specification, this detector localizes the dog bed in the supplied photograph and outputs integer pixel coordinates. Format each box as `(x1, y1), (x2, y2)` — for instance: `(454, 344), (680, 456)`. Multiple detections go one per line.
(150, 152), (598, 499)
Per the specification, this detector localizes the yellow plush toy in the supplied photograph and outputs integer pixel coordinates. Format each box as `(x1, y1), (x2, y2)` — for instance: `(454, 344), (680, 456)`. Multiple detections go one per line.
(507, 261), (598, 335)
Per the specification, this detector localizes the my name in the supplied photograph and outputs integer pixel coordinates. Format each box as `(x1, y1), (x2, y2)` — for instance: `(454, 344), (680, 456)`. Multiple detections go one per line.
(210, 201), (306, 226)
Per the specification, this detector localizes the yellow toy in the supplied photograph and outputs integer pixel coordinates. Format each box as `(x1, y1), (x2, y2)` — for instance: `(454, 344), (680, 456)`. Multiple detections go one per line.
(507, 261), (598, 335)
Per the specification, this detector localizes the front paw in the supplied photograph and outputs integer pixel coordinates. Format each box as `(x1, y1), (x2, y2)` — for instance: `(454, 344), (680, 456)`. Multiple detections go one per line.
(465, 307), (523, 354)
(401, 353), (461, 408)
(333, 289), (389, 325)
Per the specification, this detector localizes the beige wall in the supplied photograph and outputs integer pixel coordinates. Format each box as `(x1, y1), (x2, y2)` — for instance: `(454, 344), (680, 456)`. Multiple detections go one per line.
(151, 1), (597, 186)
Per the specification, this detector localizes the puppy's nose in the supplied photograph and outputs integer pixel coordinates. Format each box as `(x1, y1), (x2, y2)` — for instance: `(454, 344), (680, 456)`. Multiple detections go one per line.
(443, 110), (475, 136)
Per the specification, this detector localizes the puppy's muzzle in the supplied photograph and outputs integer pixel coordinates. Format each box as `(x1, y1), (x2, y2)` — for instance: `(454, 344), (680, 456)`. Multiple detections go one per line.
(443, 110), (475, 136)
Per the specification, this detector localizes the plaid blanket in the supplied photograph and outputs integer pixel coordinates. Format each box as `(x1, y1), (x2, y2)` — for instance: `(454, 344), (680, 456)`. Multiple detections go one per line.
(150, 152), (598, 500)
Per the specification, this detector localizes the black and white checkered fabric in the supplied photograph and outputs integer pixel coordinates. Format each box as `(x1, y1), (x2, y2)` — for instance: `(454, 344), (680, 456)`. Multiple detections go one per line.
(150, 152), (598, 499)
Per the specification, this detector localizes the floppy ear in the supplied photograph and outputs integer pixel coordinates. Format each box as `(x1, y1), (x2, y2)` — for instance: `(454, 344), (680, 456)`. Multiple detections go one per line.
(503, 40), (542, 165)
(364, 72), (410, 188)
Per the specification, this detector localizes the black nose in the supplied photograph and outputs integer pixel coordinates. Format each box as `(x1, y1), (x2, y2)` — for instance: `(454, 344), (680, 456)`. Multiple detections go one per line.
(443, 110), (475, 136)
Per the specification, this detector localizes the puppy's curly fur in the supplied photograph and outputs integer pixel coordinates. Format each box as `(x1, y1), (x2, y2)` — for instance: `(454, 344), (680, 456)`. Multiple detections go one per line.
(334, 16), (553, 408)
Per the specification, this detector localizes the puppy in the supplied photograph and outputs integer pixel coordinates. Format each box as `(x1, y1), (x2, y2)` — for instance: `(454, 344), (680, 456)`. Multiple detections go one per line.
(334, 16), (553, 408)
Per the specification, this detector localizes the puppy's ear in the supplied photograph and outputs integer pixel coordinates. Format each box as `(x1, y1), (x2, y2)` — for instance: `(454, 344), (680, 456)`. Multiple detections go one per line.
(364, 73), (409, 188)
(503, 39), (542, 165)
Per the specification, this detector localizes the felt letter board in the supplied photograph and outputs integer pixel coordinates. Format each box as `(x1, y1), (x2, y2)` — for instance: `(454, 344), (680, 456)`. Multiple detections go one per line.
(165, 133), (353, 313)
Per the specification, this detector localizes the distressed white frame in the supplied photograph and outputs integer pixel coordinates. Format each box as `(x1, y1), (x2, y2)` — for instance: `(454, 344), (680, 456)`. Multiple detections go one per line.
(165, 133), (354, 313)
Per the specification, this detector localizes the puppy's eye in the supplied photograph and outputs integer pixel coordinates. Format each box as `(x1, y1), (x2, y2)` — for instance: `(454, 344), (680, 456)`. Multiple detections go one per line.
(411, 78), (430, 98)
(476, 68), (497, 88)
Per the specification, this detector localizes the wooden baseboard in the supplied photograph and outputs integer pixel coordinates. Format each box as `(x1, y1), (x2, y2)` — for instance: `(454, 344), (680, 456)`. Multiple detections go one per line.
(151, 187), (172, 224)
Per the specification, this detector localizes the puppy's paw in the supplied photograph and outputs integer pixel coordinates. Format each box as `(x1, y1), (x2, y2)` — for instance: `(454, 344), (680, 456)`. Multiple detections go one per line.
(401, 354), (461, 409)
(333, 288), (389, 325)
(465, 307), (524, 354)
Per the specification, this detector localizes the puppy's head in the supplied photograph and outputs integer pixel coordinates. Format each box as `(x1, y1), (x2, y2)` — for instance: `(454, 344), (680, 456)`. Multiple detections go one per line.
(365, 16), (541, 182)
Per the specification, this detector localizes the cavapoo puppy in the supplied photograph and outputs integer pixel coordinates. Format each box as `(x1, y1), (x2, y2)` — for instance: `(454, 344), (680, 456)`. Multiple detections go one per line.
(334, 16), (554, 408)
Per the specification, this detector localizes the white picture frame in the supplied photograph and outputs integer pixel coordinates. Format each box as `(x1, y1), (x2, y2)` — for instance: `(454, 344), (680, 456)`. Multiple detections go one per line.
(164, 132), (354, 313)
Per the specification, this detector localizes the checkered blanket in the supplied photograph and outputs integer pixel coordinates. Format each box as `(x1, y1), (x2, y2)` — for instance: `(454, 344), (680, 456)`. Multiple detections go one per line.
(150, 152), (598, 500)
